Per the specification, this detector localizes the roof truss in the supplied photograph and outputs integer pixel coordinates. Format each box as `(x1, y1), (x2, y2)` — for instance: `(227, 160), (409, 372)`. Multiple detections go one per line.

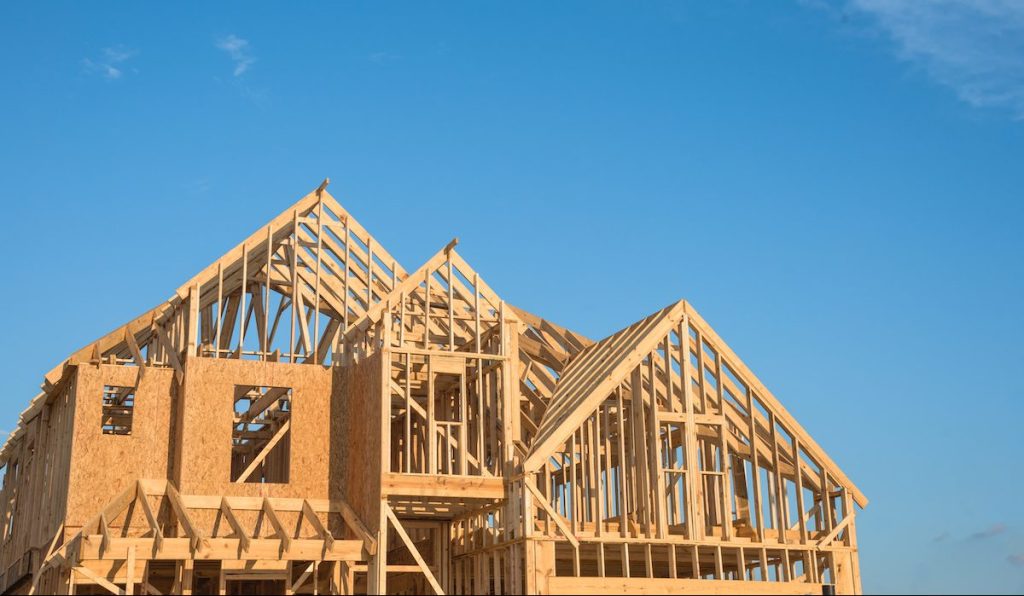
(524, 300), (866, 507)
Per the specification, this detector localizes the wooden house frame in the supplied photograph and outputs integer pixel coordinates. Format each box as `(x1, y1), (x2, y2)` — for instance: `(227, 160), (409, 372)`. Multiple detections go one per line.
(0, 181), (865, 595)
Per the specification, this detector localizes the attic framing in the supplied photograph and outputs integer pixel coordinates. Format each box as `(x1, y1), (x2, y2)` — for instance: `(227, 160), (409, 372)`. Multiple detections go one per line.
(0, 181), (864, 595)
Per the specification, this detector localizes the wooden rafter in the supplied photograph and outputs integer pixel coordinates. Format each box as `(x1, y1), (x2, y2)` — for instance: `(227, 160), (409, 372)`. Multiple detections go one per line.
(0, 181), (865, 596)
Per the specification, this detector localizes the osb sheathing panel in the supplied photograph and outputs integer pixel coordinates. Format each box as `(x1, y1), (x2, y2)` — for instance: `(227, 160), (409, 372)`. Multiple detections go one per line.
(65, 364), (174, 528)
(337, 352), (383, 533)
(175, 356), (334, 501)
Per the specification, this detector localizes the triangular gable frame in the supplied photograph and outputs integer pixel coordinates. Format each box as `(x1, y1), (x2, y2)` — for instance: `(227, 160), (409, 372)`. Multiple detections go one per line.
(44, 182), (407, 384)
(524, 299), (867, 507)
(344, 241), (517, 355)
(3, 182), (409, 464)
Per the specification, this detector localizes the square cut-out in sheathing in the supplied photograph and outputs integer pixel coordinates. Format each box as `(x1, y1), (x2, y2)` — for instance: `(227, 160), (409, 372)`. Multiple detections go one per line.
(231, 385), (292, 484)
(102, 385), (136, 435)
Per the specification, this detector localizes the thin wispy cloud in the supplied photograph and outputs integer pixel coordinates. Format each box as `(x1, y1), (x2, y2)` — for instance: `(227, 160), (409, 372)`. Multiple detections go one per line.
(217, 34), (255, 76)
(848, 0), (1024, 118)
(1009, 554), (1024, 567)
(968, 522), (1007, 540)
(82, 45), (137, 80)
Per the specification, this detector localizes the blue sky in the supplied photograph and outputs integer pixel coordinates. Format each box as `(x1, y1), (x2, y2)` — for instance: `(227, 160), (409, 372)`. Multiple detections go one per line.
(1, 1), (1022, 593)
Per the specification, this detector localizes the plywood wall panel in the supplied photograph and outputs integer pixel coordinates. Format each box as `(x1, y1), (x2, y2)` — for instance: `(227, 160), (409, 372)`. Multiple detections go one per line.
(337, 352), (383, 534)
(175, 357), (333, 501)
(65, 364), (174, 528)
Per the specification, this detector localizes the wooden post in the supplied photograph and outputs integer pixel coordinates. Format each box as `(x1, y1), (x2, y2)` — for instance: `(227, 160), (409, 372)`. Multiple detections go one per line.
(181, 560), (193, 596)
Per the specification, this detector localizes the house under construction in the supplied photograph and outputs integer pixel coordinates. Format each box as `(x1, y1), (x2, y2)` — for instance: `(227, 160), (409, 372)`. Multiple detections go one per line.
(0, 181), (866, 595)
